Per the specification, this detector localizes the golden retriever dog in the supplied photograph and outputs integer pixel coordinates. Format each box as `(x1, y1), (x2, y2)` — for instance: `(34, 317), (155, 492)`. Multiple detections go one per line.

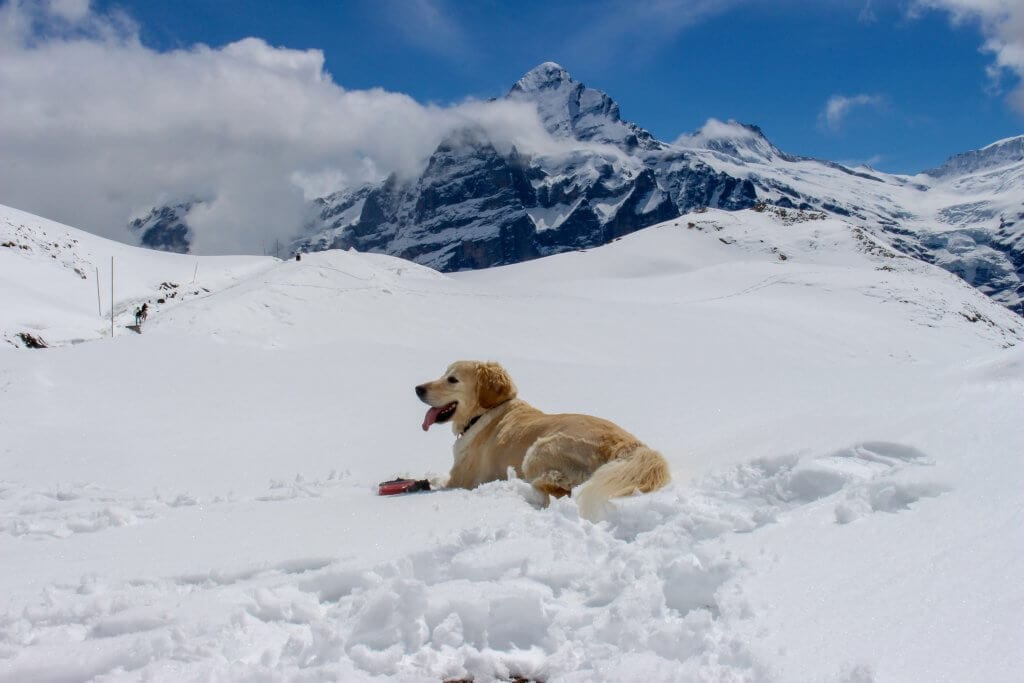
(415, 360), (670, 518)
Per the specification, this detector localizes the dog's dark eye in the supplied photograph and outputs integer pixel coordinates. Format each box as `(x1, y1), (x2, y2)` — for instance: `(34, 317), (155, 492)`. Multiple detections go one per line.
(447, 376), (458, 384)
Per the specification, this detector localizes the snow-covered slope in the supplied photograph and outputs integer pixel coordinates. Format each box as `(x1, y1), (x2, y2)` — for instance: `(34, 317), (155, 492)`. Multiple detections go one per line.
(2, 203), (1023, 681)
(0, 204), (275, 348)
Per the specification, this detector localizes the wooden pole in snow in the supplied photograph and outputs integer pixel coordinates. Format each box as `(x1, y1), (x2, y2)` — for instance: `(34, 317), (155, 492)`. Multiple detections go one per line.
(110, 257), (114, 337)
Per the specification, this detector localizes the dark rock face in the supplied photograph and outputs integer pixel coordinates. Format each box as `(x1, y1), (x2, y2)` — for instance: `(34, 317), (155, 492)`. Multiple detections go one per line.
(312, 134), (759, 271)
(662, 160), (758, 213)
(128, 202), (195, 254)
(317, 129), (540, 270)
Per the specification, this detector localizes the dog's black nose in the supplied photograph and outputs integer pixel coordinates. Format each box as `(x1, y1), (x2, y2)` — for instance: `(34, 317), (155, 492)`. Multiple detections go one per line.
(415, 385), (426, 398)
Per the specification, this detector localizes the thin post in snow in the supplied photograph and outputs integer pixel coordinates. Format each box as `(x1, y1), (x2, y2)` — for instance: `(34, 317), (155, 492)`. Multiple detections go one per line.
(95, 266), (102, 316)
(192, 261), (199, 284)
(110, 256), (115, 338)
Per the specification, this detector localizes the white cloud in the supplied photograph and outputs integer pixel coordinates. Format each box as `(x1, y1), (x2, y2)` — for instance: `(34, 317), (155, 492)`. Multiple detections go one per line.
(563, 0), (744, 67)
(674, 118), (761, 146)
(376, 0), (467, 58)
(0, 1), (562, 254)
(912, 0), (1024, 113)
(858, 0), (878, 25)
(838, 154), (885, 169)
(45, 0), (90, 23)
(819, 93), (885, 131)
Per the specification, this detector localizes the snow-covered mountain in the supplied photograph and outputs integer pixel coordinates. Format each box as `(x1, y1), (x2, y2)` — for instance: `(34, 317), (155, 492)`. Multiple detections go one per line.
(916, 136), (1024, 312)
(507, 61), (663, 152)
(293, 63), (757, 271)
(927, 134), (1024, 177)
(125, 62), (1024, 313)
(675, 121), (1024, 314)
(295, 63), (1024, 312)
(3, 200), (1024, 680)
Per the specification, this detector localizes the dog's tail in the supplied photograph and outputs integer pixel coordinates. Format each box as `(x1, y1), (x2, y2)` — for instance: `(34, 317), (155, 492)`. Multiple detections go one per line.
(574, 446), (671, 520)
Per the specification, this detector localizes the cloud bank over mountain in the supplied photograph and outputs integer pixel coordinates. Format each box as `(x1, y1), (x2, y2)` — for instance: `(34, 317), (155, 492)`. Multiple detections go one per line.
(0, 1), (563, 254)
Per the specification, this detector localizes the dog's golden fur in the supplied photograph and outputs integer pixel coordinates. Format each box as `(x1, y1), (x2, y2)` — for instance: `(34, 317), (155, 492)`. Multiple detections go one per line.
(416, 360), (671, 518)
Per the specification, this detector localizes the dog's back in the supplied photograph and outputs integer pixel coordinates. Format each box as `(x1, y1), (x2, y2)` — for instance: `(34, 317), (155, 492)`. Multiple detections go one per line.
(455, 398), (670, 516)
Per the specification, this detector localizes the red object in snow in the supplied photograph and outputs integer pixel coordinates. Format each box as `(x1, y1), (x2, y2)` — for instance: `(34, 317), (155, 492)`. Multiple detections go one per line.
(378, 478), (431, 495)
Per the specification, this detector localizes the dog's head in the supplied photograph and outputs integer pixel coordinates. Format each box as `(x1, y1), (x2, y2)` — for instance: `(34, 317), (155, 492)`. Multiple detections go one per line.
(415, 361), (517, 434)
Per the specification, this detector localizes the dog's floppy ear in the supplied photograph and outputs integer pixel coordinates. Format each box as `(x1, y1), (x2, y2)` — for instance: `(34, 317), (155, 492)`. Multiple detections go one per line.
(476, 362), (517, 409)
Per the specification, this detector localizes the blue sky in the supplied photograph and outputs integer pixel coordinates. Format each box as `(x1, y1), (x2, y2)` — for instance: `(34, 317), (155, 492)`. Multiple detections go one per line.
(94, 0), (1022, 173)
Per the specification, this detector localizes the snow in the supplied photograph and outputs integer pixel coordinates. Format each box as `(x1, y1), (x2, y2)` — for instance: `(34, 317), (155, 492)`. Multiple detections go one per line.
(638, 188), (665, 215)
(670, 121), (1024, 311)
(1, 205), (275, 347)
(593, 196), (629, 222)
(2, 202), (1024, 681)
(675, 118), (777, 163)
(509, 63), (657, 153)
(981, 134), (1024, 150)
(320, 197), (367, 236)
(527, 200), (583, 231)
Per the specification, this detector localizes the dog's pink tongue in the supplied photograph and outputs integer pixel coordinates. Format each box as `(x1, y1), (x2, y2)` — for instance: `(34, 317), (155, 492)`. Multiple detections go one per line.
(422, 406), (445, 431)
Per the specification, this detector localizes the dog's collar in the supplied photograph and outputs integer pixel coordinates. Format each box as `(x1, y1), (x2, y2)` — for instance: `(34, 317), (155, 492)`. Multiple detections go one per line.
(461, 414), (483, 435)
(459, 398), (514, 437)
(452, 399), (517, 465)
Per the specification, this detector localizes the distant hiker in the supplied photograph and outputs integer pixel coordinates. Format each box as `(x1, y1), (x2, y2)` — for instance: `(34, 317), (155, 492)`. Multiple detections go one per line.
(295, 252), (302, 261)
(135, 303), (149, 328)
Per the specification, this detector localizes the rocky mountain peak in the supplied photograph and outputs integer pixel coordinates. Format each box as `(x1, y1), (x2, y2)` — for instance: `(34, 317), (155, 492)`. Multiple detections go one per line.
(509, 61), (573, 94)
(507, 62), (660, 151)
(927, 134), (1024, 178)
